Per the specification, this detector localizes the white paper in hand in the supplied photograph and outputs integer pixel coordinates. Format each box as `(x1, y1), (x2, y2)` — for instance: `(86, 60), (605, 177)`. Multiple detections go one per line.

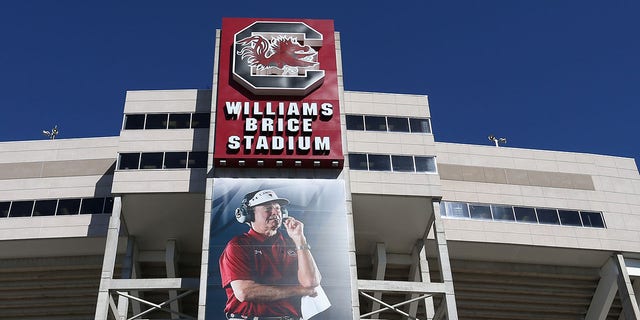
(301, 285), (331, 319)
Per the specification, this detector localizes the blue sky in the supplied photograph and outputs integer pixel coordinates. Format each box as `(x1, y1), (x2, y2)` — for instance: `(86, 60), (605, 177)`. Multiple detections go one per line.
(1, 1), (638, 168)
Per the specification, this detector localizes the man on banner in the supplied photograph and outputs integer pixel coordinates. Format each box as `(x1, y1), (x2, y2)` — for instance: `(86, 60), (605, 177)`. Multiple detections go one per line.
(220, 190), (322, 319)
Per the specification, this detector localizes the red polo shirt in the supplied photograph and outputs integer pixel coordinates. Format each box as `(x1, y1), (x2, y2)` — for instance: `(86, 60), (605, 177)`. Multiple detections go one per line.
(220, 228), (301, 317)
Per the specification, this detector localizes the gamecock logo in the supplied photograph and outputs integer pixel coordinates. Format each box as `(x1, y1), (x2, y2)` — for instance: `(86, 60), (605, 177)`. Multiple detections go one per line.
(232, 21), (325, 96)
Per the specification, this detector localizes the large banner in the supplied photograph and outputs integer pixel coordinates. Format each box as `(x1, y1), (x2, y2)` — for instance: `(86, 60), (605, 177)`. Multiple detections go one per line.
(207, 179), (353, 319)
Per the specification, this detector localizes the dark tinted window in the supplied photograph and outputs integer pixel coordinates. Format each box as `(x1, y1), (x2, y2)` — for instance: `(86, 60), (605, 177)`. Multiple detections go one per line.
(191, 113), (210, 129)
(410, 118), (431, 133)
(443, 202), (469, 218)
(0, 202), (9, 217)
(559, 210), (582, 226)
(57, 199), (80, 215)
(365, 116), (387, 131)
(164, 152), (188, 169)
(491, 205), (515, 221)
(140, 153), (164, 169)
(469, 204), (492, 220)
(348, 154), (368, 170)
(368, 154), (391, 171)
(145, 114), (168, 129)
(581, 211), (605, 228)
(104, 197), (114, 213)
(537, 208), (559, 225)
(9, 201), (33, 217)
(124, 114), (145, 130)
(33, 199), (57, 216)
(415, 157), (436, 172)
(187, 152), (208, 168)
(168, 113), (191, 129)
(387, 117), (410, 132)
(346, 115), (364, 130)
(391, 155), (414, 172)
(514, 207), (537, 223)
(119, 153), (140, 170)
(80, 198), (105, 214)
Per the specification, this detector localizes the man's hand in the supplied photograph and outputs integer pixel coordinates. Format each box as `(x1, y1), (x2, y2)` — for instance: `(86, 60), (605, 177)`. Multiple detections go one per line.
(283, 216), (305, 244)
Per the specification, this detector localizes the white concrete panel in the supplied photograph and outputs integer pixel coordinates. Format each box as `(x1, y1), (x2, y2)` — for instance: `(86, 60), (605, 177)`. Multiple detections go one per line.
(0, 215), (107, 240)
(0, 137), (118, 163)
(0, 175), (112, 201)
(577, 237), (603, 249)
(344, 91), (374, 103)
(112, 169), (205, 194)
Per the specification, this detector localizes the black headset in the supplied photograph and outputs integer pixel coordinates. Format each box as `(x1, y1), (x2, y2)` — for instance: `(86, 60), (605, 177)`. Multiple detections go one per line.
(235, 191), (289, 224)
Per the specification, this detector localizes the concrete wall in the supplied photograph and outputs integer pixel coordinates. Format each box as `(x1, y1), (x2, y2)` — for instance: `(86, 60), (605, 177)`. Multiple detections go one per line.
(436, 142), (640, 253)
(112, 89), (211, 194)
(343, 91), (441, 197)
(0, 137), (117, 201)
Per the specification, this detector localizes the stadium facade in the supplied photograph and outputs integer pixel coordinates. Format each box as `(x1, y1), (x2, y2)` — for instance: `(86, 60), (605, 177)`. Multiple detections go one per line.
(1, 18), (640, 320)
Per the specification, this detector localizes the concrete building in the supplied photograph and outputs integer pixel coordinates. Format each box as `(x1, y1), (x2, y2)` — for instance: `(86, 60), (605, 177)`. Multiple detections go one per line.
(1, 18), (640, 320)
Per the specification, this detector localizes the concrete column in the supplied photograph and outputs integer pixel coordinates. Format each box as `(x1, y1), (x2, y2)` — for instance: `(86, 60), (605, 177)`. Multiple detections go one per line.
(586, 258), (618, 320)
(615, 254), (640, 320)
(432, 201), (459, 320)
(95, 196), (123, 320)
(166, 239), (181, 319)
(370, 243), (387, 318)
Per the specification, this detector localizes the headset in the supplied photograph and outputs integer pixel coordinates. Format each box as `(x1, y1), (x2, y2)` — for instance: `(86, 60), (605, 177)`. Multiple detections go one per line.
(235, 190), (289, 224)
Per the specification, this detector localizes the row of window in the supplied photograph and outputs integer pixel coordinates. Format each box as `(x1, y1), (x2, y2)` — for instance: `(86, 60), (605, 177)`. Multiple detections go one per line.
(124, 113), (429, 134)
(118, 151), (208, 170)
(0, 197), (114, 218)
(123, 113), (210, 130)
(346, 115), (432, 134)
(349, 153), (437, 173)
(440, 201), (605, 228)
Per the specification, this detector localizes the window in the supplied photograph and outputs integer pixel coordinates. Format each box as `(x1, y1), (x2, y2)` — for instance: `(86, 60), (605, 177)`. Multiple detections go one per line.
(349, 153), (436, 173)
(9, 201), (33, 217)
(346, 114), (432, 134)
(119, 153), (140, 170)
(104, 197), (114, 213)
(1, 197), (114, 219)
(536, 208), (560, 225)
(442, 201), (606, 229)
(57, 199), (80, 215)
(187, 152), (208, 168)
(469, 204), (492, 220)
(123, 113), (210, 130)
(391, 155), (414, 172)
(348, 154), (368, 170)
(581, 211), (605, 228)
(0, 202), (9, 218)
(168, 113), (191, 129)
(164, 152), (188, 169)
(145, 114), (168, 129)
(367, 154), (391, 171)
(191, 113), (210, 129)
(346, 115), (364, 130)
(124, 114), (145, 130)
(514, 207), (537, 223)
(443, 202), (469, 218)
(33, 199), (57, 216)
(365, 116), (387, 131)
(140, 153), (164, 169)
(387, 117), (410, 132)
(559, 210), (582, 226)
(491, 205), (515, 221)
(415, 157), (436, 173)
(410, 118), (431, 133)
(81, 198), (106, 214)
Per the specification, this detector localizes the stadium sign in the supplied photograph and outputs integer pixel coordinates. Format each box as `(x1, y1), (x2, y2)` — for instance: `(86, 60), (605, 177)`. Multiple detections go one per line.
(214, 18), (343, 168)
